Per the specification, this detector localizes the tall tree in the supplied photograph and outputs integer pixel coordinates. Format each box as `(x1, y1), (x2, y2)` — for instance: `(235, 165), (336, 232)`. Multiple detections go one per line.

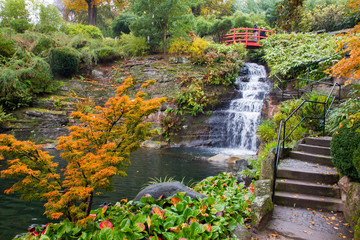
(61, 0), (126, 25)
(0, 78), (166, 222)
(131, 0), (190, 55)
(0, 0), (29, 25)
(275, 0), (304, 31)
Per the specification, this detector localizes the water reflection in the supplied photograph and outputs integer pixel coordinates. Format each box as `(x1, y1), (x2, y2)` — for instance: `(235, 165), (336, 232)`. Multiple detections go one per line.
(0, 147), (229, 239)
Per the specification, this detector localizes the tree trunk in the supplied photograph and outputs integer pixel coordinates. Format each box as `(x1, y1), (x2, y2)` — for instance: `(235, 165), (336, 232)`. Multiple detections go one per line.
(87, 0), (97, 26)
(163, 25), (167, 55)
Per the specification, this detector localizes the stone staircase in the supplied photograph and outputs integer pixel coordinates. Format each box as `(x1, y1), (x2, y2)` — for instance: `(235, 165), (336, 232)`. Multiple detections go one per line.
(274, 137), (343, 211)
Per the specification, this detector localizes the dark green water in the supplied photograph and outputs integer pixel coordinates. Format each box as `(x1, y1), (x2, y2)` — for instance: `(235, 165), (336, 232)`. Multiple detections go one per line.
(0, 147), (228, 240)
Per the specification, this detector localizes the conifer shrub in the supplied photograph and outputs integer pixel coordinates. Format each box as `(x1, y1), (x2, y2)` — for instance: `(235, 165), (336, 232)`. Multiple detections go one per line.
(61, 23), (103, 39)
(10, 18), (32, 33)
(331, 112), (360, 181)
(18, 57), (53, 94)
(34, 24), (58, 34)
(0, 68), (32, 110)
(49, 47), (79, 77)
(32, 35), (54, 56)
(0, 33), (15, 59)
(96, 46), (122, 63)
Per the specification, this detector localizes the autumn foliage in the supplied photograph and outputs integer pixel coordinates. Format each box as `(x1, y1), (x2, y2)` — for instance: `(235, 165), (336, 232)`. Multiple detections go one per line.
(328, 0), (360, 85)
(0, 78), (166, 223)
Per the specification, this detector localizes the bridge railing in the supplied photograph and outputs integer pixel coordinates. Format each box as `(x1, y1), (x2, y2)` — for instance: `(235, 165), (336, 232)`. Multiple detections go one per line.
(220, 28), (274, 46)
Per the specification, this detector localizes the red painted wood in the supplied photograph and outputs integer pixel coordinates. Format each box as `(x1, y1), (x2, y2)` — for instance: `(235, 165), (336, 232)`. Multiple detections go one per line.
(220, 28), (273, 48)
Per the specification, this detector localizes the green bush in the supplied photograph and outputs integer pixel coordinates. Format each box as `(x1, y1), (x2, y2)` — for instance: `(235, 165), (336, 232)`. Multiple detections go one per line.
(18, 57), (53, 94)
(120, 33), (149, 57)
(0, 33), (15, 58)
(0, 68), (32, 110)
(49, 47), (79, 77)
(34, 24), (58, 34)
(61, 23), (103, 39)
(32, 35), (54, 56)
(331, 112), (360, 181)
(10, 18), (32, 33)
(326, 97), (360, 133)
(96, 47), (122, 63)
(111, 13), (135, 36)
(0, 105), (13, 128)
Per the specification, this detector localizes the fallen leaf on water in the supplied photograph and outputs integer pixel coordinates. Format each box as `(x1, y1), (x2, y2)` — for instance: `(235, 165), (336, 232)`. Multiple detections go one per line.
(334, 227), (339, 230)
(310, 221), (314, 225)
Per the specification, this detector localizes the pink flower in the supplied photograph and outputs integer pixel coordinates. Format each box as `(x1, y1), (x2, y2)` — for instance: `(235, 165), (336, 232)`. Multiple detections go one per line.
(99, 220), (113, 230)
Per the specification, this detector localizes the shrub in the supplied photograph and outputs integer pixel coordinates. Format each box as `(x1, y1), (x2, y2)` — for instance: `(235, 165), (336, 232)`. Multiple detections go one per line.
(189, 37), (211, 64)
(0, 33), (15, 58)
(61, 23), (103, 39)
(96, 47), (122, 63)
(34, 24), (58, 34)
(49, 47), (79, 77)
(32, 35), (54, 56)
(18, 57), (53, 94)
(326, 97), (360, 133)
(0, 105), (13, 129)
(111, 13), (135, 36)
(10, 18), (32, 33)
(331, 112), (360, 181)
(120, 33), (149, 57)
(257, 120), (276, 144)
(0, 68), (32, 110)
(169, 37), (191, 55)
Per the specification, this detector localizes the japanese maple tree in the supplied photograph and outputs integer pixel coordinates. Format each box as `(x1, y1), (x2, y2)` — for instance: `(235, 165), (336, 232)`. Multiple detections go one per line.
(328, 0), (360, 85)
(0, 78), (166, 223)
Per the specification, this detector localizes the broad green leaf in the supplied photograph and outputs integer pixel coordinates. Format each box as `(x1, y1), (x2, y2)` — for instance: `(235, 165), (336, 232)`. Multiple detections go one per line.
(100, 227), (114, 240)
(190, 222), (202, 235)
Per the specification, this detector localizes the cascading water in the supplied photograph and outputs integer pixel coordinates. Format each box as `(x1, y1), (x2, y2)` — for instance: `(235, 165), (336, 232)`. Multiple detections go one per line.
(208, 63), (271, 155)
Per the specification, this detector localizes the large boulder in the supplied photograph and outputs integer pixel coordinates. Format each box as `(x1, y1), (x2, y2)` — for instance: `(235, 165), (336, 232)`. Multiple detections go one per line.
(134, 182), (206, 201)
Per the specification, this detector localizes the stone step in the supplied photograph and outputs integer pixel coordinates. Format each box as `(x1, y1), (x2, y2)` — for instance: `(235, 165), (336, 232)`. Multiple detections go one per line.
(289, 151), (333, 166)
(274, 191), (343, 211)
(304, 137), (332, 148)
(277, 159), (339, 184)
(275, 178), (341, 198)
(297, 143), (331, 156)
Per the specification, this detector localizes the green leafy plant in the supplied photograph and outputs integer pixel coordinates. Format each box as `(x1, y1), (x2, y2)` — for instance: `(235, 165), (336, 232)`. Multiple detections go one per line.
(262, 33), (341, 81)
(95, 46), (122, 63)
(160, 111), (183, 142)
(61, 23), (103, 39)
(14, 172), (255, 239)
(120, 33), (149, 57)
(327, 97), (360, 133)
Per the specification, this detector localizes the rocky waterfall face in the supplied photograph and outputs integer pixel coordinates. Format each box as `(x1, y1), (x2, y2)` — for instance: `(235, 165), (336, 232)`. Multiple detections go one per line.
(208, 63), (271, 155)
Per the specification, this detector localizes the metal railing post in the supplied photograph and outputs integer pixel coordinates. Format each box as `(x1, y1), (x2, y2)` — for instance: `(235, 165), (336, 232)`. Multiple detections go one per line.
(282, 121), (286, 159)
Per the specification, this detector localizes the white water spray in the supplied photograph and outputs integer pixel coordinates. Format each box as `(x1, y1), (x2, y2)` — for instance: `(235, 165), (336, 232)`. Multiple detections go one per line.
(208, 63), (271, 155)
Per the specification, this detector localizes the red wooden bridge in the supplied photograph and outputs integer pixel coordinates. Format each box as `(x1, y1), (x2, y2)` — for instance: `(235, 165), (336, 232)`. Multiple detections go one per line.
(220, 28), (273, 48)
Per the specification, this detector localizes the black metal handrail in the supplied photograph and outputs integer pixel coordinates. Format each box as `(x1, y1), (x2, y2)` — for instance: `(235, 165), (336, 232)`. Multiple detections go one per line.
(271, 81), (341, 200)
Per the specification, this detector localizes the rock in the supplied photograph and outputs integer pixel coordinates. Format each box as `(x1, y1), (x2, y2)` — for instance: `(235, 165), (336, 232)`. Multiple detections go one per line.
(237, 175), (252, 187)
(250, 194), (274, 229)
(238, 67), (249, 76)
(167, 56), (190, 64)
(208, 154), (231, 162)
(260, 148), (275, 181)
(338, 176), (351, 193)
(343, 181), (360, 228)
(254, 179), (272, 197)
(232, 223), (252, 240)
(258, 77), (266, 82)
(91, 69), (106, 81)
(141, 140), (168, 149)
(240, 77), (250, 82)
(234, 158), (249, 172)
(25, 111), (44, 117)
(134, 182), (206, 201)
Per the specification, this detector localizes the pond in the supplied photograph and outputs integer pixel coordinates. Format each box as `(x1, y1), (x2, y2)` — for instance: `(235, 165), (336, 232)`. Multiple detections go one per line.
(0, 147), (230, 239)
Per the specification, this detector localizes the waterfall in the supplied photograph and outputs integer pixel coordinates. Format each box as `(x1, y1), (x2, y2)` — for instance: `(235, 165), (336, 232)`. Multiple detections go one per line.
(208, 63), (271, 155)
